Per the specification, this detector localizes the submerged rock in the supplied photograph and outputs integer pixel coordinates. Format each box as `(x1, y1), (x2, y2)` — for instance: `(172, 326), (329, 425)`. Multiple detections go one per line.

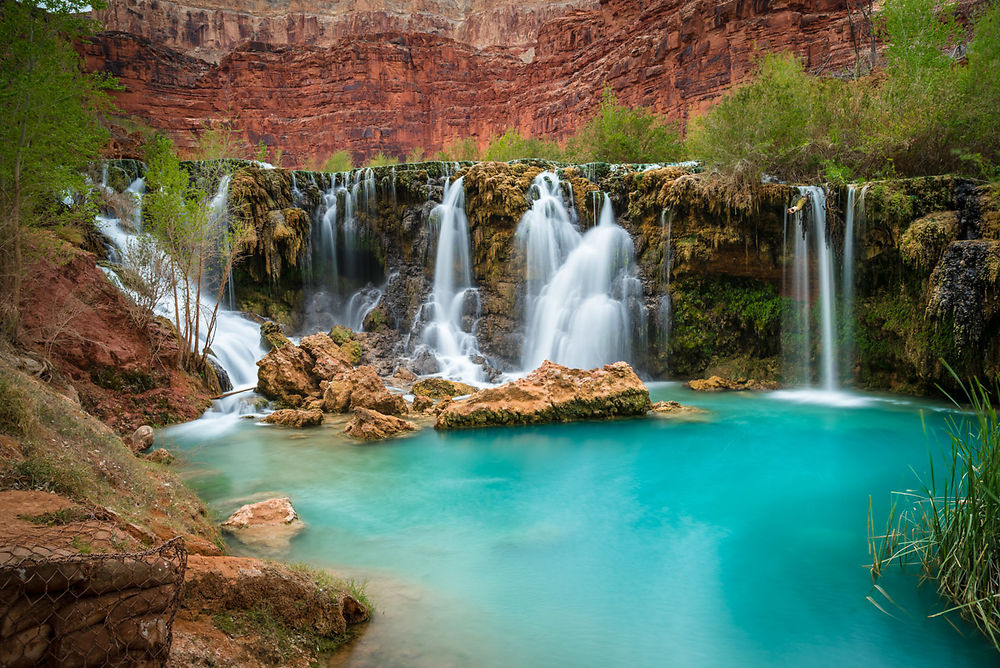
(344, 407), (417, 441)
(435, 361), (651, 430)
(649, 400), (707, 418)
(221, 497), (304, 551)
(687, 376), (778, 392)
(263, 408), (324, 427)
(322, 366), (407, 416)
(411, 377), (477, 399)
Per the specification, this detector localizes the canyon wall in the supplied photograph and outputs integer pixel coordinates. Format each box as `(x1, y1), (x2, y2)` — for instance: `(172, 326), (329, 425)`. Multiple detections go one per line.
(83, 0), (863, 164)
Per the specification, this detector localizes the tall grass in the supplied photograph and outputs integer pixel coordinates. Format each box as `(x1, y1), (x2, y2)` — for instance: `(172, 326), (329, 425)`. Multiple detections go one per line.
(869, 368), (1000, 650)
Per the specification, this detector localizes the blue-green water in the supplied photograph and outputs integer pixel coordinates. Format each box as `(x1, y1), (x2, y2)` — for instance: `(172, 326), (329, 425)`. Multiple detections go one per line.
(160, 386), (997, 667)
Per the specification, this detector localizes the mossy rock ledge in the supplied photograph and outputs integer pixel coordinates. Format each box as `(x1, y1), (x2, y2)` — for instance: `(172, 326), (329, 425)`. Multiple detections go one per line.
(435, 361), (652, 429)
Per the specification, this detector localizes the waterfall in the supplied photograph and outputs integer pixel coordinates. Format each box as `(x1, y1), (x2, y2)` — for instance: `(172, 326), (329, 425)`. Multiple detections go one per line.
(659, 209), (674, 357)
(516, 172), (580, 302)
(840, 184), (867, 382)
(784, 185), (860, 394)
(520, 192), (643, 371)
(417, 176), (484, 383)
(93, 168), (265, 419)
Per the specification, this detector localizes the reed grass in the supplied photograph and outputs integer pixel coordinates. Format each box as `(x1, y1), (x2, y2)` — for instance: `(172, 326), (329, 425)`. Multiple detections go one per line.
(869, 366), (1000, 651)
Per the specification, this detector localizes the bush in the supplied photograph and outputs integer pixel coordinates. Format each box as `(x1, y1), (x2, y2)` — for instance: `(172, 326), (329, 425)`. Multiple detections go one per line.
(566, 87), (684, 164)
(321, 150), (354, 172)
(363, 151), (400, 167)
(481, 129), (563, 162)
(435, 137), (481, 161)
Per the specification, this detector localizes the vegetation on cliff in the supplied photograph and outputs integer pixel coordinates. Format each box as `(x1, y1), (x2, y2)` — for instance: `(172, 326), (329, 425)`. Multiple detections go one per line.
(688, 0), (1000, 184)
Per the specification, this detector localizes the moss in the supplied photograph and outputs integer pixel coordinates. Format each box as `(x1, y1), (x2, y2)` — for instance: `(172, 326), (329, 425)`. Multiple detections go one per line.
(899, 211), (959, 271)
(669, 276), (783, 377)
(328, 325), (356, 345)
(340, 340), (363, 365)
(411, 378), (477, 399)
(89, 366), (157, 393)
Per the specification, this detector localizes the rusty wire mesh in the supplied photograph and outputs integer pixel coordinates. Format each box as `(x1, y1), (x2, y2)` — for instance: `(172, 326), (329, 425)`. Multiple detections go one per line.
(0, 536), (187, 667)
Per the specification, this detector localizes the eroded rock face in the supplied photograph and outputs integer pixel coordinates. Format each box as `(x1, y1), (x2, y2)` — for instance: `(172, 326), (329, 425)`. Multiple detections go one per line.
(435, 360), (651, 429)
(82, 0), (858, 163)
(262, 408), (324, 427)
(256, 333), (353, 406)
(344, 407), (417, 441)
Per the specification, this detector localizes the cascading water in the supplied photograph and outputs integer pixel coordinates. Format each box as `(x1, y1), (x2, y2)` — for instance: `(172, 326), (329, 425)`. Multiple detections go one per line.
(93, 168), (265, 423)
(782, 185), (862, 397)
(415, 176), (485, 383)
(659, 208), (674, 357)
(840, 184), (866, 381)
(516, 172), (581, 302)
(520, 191), (643, 371)
(301, 168), (386, 333)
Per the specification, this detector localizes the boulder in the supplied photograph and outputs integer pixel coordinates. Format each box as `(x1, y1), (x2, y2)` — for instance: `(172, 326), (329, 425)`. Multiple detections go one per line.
(344, 407), (417, 441)
(130, 425), (154, 453)
(687, 376), (779, 392)
(435, 361), (652, 430)
(328, 324), (355, 345)
(256, 333), (354, 407)
(221, 497), (303, 551)
(411, 377), (477, 399)
(322, 366), (407, 416)
(411, 395), (434, 413)
(262, 408), (323, 427)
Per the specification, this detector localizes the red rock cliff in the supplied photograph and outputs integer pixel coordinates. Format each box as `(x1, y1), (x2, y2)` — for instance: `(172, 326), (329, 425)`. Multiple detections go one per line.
(83, 0), (861, 164)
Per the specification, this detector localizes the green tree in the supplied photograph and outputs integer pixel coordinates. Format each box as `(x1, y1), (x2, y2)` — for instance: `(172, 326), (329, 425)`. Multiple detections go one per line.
(143, 135), (249, 376)
(567, 87), (684, 164)
(0, 0), (118, 339)
(481, 129), (563, 162)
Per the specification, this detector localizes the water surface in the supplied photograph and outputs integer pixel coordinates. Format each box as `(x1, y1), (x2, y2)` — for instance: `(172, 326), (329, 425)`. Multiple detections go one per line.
(160, 385), (997, 667)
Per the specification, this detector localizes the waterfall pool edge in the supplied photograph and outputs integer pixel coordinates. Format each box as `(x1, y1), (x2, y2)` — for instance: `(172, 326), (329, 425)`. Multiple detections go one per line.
(159, 385), (997, 668)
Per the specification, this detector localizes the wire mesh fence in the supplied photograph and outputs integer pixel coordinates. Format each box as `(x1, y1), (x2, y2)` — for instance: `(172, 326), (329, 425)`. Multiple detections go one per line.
(0, 537), (187, 667)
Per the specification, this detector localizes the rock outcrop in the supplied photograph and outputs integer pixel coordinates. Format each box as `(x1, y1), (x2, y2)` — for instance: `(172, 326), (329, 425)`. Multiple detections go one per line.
(322, 365), (408, 416)
(255, 333), (353, 406)
(130, 425), (155, 453)
(435, 361), (651, 429)
(344, 407), (417, 441)
(649, 400), (707, 418)
(262, 408), (324, 427)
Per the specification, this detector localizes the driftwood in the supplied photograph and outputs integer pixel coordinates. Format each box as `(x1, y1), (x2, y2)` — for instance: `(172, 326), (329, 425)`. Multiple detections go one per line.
(210, 387), (255, 400)
(787, 197), (808, 214)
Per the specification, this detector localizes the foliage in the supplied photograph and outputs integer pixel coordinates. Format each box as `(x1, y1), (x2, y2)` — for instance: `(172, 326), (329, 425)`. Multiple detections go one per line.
(363, 151), (400, 167)
(307, 150), (356, 172)
(405, 146), (426, 163)
(566, 87), (684, 164)
(435, 137), (480, 162)
(190, 114), (247, 161)
(686, 0), (1000, 182)
(143, 134), (250, 373)
(481, 129), (563, 162)
(114, 230), (174, 329)
(0, 0), (119, 339)
(869, 369), (1000, 650)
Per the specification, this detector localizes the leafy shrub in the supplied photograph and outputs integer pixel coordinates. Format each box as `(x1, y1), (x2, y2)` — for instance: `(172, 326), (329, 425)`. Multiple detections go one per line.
(481, 129), (563, 162)
(321, 150), (354, 172)
(435, 137), (481, 161)
(566, 87), (684, 164)
(363, 151), (400, 167)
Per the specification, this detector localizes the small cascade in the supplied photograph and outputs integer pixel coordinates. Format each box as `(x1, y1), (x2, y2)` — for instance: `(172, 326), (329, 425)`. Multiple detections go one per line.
(840, 184), (867, 381)
(207, 175), (235, 309)
(520, 193), (643, 371)
(515, 172), (580, 301)
(658, 208), (674, 356)
(416, 176), (484, 383)
(783, 185), (862, 394)
(93, 166), (265, 419)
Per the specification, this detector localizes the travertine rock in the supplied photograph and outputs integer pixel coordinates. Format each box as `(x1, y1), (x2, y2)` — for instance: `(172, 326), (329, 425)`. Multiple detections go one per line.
(435, 360), (651, 429)
(344, 407), (417, 441)
(262, 408), (324, 427)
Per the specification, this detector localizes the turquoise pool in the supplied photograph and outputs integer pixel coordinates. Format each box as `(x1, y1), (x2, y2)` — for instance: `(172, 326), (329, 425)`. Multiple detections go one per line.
(160, 385), (997, 667)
